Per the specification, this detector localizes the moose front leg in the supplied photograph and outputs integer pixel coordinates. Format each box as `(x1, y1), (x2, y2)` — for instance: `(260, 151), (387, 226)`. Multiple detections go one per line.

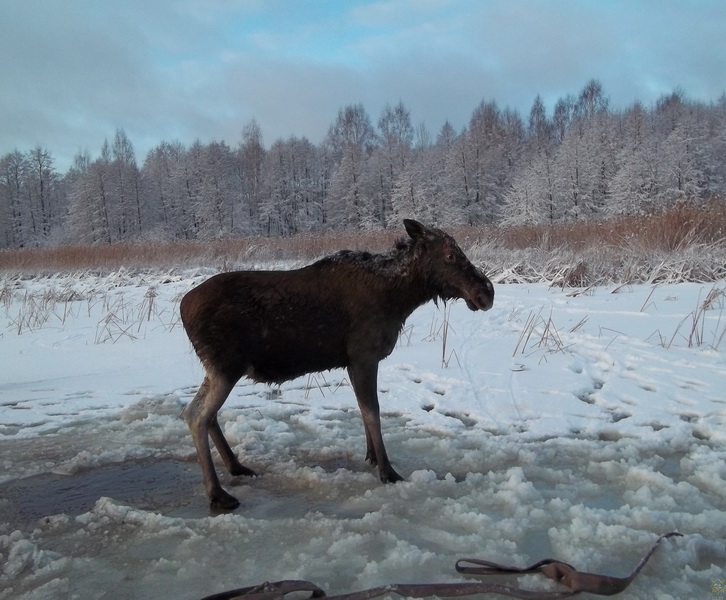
(348, 362), (404, 483)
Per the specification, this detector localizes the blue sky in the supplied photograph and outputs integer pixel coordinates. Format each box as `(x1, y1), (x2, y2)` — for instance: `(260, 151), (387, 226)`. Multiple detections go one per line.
(2, 0), (725, 171)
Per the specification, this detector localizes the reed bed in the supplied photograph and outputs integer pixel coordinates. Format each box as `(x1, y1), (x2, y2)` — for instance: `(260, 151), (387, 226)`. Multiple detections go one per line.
(1, 201), (724, 284)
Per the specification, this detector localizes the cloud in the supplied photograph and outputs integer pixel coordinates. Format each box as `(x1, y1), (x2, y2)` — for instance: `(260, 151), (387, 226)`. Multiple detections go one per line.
(1, 0), (725, 172)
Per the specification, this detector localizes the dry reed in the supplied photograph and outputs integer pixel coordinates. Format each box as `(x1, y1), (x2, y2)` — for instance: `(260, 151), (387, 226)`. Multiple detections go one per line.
(1, 200), (724, 284)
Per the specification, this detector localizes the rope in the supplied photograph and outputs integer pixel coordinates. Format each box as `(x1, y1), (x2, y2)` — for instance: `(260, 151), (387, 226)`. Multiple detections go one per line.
(199, 531), (682, 600)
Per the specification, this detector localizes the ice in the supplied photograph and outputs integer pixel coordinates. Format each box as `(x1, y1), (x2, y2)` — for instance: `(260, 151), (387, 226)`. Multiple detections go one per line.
(0, 272), (724, 599)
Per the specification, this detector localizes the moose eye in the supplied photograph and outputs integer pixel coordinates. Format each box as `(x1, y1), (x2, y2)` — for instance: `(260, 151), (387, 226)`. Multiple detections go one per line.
(446, 252), (456, 262)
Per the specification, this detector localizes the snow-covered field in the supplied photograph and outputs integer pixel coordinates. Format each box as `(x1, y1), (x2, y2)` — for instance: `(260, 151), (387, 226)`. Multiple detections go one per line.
(1, 269), (724, 599)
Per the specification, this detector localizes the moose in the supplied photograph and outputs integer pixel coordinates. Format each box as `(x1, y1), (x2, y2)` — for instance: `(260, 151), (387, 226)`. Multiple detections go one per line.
(180, 219), (494, 509)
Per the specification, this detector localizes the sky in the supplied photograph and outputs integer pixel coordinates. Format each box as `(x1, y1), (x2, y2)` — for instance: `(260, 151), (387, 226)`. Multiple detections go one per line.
(2, 0), (725, 172)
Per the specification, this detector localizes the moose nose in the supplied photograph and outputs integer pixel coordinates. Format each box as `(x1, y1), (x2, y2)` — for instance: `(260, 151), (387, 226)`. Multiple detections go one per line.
(477, 291), (494, 311)
(466, 288), (494, 311)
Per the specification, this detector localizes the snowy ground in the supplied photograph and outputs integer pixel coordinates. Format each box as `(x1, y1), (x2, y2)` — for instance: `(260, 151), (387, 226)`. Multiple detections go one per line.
(0, 270), (724, 599)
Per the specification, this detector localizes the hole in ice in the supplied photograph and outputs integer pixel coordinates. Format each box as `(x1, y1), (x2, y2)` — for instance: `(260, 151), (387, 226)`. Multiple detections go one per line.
(656, 453), (684, 479)
(597, 430), (624, 442)
(584, 489), (624, 510)
(521, 529), (554, 557)
(0, 459), (199, 523)
(648, 422), (669, 431)
(692, 428), (710, 441)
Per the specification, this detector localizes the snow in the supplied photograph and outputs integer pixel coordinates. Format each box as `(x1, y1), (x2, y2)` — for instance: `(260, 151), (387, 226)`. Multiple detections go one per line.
(0, 271), (724, 599)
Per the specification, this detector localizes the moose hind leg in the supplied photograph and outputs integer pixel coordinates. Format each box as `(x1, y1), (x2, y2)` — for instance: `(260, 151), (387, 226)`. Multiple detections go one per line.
(362, 426), (377, 466)
(209, 415), (257, 477)
(184, 374), (241, 510)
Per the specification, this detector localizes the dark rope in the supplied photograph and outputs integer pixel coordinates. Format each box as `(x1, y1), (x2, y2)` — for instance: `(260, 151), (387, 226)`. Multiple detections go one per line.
(199, 531), (682, 600)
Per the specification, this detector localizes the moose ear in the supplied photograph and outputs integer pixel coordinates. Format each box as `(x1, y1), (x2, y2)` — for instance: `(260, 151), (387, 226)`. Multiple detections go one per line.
(403, 219), (427, 240)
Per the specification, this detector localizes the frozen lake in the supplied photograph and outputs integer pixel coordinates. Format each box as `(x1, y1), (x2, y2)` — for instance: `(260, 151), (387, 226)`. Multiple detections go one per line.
(1, 271), (724, 599)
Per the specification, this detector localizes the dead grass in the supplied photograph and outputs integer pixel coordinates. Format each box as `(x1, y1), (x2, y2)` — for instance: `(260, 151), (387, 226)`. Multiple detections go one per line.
(473, 200), (726, 285)
(645, 285), (726, 350)
(494, 199), (726, 252)
(0, 231), (400, 274)
(1, 200), (725, 284)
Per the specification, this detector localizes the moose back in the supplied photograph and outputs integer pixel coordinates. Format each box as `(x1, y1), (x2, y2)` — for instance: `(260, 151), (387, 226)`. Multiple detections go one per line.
(180, 219), (494, 509)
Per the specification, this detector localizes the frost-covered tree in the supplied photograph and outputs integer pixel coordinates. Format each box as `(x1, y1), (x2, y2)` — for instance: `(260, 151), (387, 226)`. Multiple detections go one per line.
(388, 120), (462, 226)
(576, 79), (609, 120)
(500, 106), (525, 180)
(327, 104), (377, 229)
(500, 95), (557, 225)
(66, 146), (114, 244)
(613, 91), (707, 211)
(141, 140), (189, 239)
(286, 136), (328, 232)
(659, 120), (706, 203)
(391, 142), (448, 226)
(548, 82), (615, 220)
(0, 150), (28, 247)
(25, 146), (59, 242)
(4, 81), (726, 248)
(177, 141), (205, 239)
(705, 94), (726, 197)
(502, 153), (558, 225)
(65, 150), (94, 242)
(553, 95), (576, 143)
(373, 101), (413, 225)
(608, 102), (659, 215)
(192, 141), (237, 240)
(528, 95), (552, 151)
(110, 128), (142, 239)
(260, 136), (324, 236)
(464, 100), (502, 221)
(237, 119), (266, 234)
(455, 100), (523, 224)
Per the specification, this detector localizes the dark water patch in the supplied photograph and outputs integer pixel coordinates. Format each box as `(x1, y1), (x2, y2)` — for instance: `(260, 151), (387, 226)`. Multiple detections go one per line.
(0, 459), (200, 525)
(583, 489), (624, 511)
(656, 452), (686, 480)
(522, 529), (554, 559)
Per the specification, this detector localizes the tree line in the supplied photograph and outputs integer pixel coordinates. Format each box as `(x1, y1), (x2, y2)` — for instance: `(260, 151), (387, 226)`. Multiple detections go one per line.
(1, 80), (725, 248)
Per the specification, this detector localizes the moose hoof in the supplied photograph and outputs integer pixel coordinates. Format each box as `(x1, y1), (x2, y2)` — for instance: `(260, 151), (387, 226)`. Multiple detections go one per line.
(379, 468), (404, 484)
(210, 489), (241, 511)
(230, 464), (257, 477)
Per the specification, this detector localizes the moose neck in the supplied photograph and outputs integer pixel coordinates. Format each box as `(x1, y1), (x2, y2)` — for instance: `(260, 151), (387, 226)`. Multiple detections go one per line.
(373, 243), (441, 319)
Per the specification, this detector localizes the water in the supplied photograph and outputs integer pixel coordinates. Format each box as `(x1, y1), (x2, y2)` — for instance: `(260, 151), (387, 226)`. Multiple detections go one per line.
(0, 458), (201, 526)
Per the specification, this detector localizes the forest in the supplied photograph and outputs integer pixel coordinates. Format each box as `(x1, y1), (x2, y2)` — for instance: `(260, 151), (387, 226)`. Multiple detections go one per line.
(1, 79), (725, 249)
